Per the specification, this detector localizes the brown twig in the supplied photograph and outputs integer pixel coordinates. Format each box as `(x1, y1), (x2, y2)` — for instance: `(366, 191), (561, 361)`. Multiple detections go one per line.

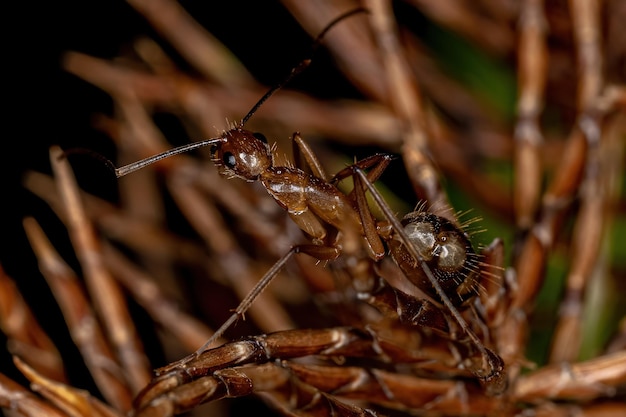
(23, 217), (134, 411)
(49, 146), (152, 393)
(513, 0), (547, 231)
(0, 266), (66, 384)
(14, 356), (123, 417)
(0, 372), (68, 417)
(365, 0), (453, 220)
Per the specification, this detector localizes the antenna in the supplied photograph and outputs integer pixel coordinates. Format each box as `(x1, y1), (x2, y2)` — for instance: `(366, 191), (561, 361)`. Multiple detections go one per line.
(100, 8), (367, 179)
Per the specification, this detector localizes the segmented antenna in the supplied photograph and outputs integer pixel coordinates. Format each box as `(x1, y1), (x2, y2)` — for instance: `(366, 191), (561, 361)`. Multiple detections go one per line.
(114, 138), (225, 178)
(240, 7), (367, 126)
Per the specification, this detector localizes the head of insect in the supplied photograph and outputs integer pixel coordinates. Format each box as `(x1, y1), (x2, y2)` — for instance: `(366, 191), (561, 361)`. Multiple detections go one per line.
(387, 211), (480, 308)
(210, 129), (272, 181)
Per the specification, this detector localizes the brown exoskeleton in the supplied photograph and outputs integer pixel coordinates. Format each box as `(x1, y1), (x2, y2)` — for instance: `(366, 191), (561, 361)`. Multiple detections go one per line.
(104, 8), (505, 415)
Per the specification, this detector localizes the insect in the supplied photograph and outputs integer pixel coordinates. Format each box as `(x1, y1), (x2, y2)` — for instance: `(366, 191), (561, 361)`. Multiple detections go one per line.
(100, 8), (507, 415)
(130, 173), (508, 415)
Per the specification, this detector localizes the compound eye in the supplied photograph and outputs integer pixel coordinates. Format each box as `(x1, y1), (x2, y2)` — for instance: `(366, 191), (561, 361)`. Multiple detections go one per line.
(252, 132), (268, 144)
(223, 152), (237, 169)
(437, 234), (466, 271)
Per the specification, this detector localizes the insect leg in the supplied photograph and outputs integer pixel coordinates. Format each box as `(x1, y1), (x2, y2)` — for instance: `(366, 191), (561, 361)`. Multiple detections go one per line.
(155, 244), (340, 375)
(291, 132), (329, 181)
(331, 153), (396, 185)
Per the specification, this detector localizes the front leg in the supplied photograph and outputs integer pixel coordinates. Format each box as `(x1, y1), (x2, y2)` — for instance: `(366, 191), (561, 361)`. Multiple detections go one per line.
(291, 132), (329, 181)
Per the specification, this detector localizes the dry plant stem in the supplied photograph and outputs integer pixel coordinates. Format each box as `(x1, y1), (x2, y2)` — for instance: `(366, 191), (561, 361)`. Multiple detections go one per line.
(402, 35), (511, 150)
(49, 146), (151, 393)
(133, 38), (179, 77)
(23, 217), (134, 412)
(135, 329), (360, 412)
(426, 118), (514, 220)
(282, 0), (388, 101)
(191, 166), (292, 257)
(62, 51), (401, 149)
(569, 0), (603, 111)
(533, 402), (626, 417)
(115, 98), (185, 172)
(548, 0), (607, 363)
(117, 129), (164, 225)
(286, 363), (505, 415)
(130, 36), (231, 146)
(512, 128), (585, 312)
(569, 0), (603, 139)
(166, 172), (294, 337)
(139, 362), (497, 417)
(549, 124), (610, 363)
(512, 0), (604, 312)
(513, 0), (547, 231)
(478, 239), (507, 327)
(513, 350), (626, 402)
(101, 242), (221, 352)
(0, 372), (67, 417)
(115, 140), (185, 306)
(364, 0), (453, 221)
(118, 178), (185, 303)
(605, 0), (626, 81)
(13, 357), (124, 417)
(133, 327), (494, 415)
(125, 0), (253, 87)
(404, 0), (515, 55)
(23, 171), (206, 267)
(0, 266), (66, 384)
(135, 363), (376, 417)
(61, 52), (174, 106)
(131, 314), (576, 415)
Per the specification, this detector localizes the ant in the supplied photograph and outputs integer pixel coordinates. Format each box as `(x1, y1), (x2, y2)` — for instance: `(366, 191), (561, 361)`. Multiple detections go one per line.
(98, 7), (505, 405)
